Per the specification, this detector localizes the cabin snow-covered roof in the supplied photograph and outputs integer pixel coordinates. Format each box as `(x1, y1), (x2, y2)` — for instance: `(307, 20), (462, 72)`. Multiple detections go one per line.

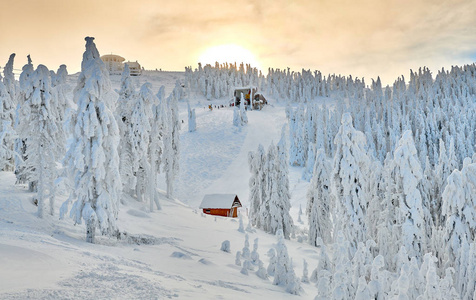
(199, 194), (241, 209)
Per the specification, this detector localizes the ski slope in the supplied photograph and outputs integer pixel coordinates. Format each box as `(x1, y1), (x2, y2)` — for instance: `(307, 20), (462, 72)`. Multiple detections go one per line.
(0, 71), (320, 299)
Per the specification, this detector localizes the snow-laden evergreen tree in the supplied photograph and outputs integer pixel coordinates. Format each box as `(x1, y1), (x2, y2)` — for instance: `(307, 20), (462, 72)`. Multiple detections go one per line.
(351, 240), (375, 292)
(301, 259), (309, 283)
(332, 113), (370, 249)
(354, 276), (372, 300)
(116, 64), (136, 197)
(301, 142), (316, 181)
(392, 130), (428, 261)
(239, 93), (248, 125)
(51, 64), (70, 125)
(233, 108), (241, 127)
(418, 253), (441, 300)
(235, 251), (242, 266)
(288, 106), (307, 166)
(148, 86), (167, 211)
(242, 233), (250, 259)
(250, 238), (260, 265)
(267, 248), (277, 276)
(18, 64), (63, 217)
(248, 149), (261, 227)
(128, 83), (153, 203)
(257, 131), (294, 238)
(331, 231), (354, 299)
(307, 148), (332, 245)
(237, 214), (245, 233)
(163, 91), (180, 198)
(441, 157), (476, 268)
(272, 126), (294, 238)
(220, 240), (230, 253)
(248, 144), (267, 228)
(3, 54), (17, 106)
(256, 260), (268, 280)
(60, 37), (121, 243)
(455, 242), (476, 299)
(0, 77), (16, 171)
(187, 101), (196, 132)
(273, 229), (301, 294)
(15, 55), (34, 184)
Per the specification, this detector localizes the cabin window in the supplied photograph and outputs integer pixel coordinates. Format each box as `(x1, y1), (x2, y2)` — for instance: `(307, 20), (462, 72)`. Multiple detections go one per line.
(205, 209), (210, 213)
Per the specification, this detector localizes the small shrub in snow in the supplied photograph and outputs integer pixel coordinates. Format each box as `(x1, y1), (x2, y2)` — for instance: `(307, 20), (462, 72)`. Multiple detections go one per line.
(250, 238), (260, 265)
(233, 109), (241, 127)
(187, 101), (196, 132)
(243, 259), (254, 271)
(256, 260), (268, 280)
(267, 248), (277, 276)
(220, 240), (230, 253)
(237, 215), (245, 233)
(242, 234), (250, 259)
(245, 220), (256, 233)
(240, 264), (249, 275)
(235, 251), (241, 266)
(301, 259), (309, 283)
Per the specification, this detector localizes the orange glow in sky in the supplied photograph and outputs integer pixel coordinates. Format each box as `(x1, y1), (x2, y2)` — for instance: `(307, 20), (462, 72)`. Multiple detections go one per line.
(0, 0), (475, 84)
(198, 44), (262, 70)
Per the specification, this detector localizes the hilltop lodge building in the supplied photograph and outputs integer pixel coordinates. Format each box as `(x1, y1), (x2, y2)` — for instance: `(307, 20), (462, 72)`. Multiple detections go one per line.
(100, 54), (142, 76)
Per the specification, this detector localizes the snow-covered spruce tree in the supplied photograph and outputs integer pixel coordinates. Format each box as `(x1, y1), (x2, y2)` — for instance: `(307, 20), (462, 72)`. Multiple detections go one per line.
(441, 158), (476, 268)
(267, 248), (277, 276)
(60, 37), (121, 243)
(116, 64), (136, 197)
(248, 144), (267, 228)
(331, 231), (354, 299)
(272, 126), (294, 238)
(148, 87), (167, 211)
(128, 83), (154, 203)
(306, 148), (332, 245)
(331, 113), (370, 249)
(239, 94), (248, 125)
(288, 106), (307, 166)
(301, 142), (316, 181)
(248, 149), (261, 228)
(15, 55), (34, 184)
(258, 142), (276, 233)
(455, 241), (476, 299)
(273, 229), (301, 295)
(187, 101), (196, 132)
(392, 130), (428, 261)
(3, 54), (17, 106)
(18, 64), (64, 217)
(163, 92), (180, 198)
(233, 108), (241, 127)
(0, 77), (16, 171)
(258, 131), (293, 238)
(51, 64), (70, 125)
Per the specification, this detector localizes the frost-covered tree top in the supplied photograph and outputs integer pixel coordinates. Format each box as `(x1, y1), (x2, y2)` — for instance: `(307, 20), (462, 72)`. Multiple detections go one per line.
(74, 37), (112, 106)
(3, 53), (16, 100)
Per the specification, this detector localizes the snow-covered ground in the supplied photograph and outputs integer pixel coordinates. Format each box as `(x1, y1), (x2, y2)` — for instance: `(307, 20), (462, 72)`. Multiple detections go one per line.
(0, 71), (319, 299)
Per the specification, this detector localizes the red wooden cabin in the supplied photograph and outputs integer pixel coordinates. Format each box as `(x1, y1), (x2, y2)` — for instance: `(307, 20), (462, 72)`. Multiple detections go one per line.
(199, 194), (242, 218)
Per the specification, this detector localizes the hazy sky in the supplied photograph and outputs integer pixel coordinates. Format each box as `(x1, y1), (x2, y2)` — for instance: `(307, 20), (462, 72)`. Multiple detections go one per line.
(1, 0), (475, 84)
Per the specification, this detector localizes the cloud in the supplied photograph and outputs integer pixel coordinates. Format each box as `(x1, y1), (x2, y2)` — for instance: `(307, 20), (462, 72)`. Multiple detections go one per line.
(0, 0), (475, 82)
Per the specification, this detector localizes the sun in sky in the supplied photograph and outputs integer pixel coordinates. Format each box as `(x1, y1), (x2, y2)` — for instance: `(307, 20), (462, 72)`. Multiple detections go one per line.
(198, 44), (261, 70)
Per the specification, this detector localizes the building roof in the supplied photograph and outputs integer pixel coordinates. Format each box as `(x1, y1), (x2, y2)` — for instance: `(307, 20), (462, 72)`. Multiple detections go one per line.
(199, 194), (242, 209)
(125, 61), (141, 68)
(100, 54), (125, 62)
